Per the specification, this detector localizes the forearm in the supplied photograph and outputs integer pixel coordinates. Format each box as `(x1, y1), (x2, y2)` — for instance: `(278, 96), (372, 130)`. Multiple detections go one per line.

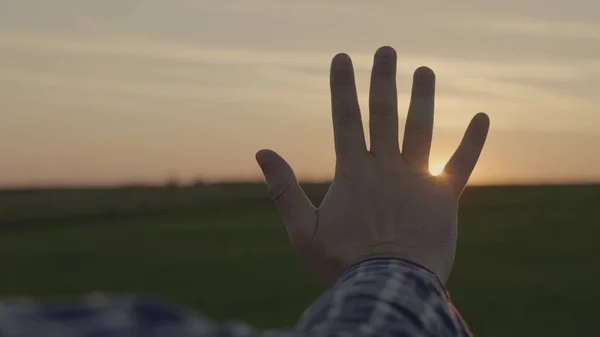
(0, 259), (470, 337)
(295, 258), (471, 337)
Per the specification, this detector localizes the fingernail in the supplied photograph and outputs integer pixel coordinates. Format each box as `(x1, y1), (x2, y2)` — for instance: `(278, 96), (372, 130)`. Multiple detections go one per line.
(255, 151), (268, 171)
(374, 46), (396, 75)
(332, 54), (355, 85)
(332, 54), (354, 76)
(412, 66), (435, 95)
(474, 113), (491, 133)
(375, 46), (396, 61)
(414, 66), (434, 80)
(332, 53), (352, 69)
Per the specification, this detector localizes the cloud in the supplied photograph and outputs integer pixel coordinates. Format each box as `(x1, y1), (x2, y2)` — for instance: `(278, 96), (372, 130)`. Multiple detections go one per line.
(2, 31), (599, 134)
(5, 28), (600, 75)
(2, 32), (596, 80)
(0, 33), (334, 68)
(466, 16), (600, 40)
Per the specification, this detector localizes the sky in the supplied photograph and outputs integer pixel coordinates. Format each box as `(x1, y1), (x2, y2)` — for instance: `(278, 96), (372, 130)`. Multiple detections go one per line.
(1, 0), (599, 187)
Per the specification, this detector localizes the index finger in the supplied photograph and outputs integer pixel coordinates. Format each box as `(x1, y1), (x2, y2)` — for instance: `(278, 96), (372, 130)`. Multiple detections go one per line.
(330, 53), (368, 166)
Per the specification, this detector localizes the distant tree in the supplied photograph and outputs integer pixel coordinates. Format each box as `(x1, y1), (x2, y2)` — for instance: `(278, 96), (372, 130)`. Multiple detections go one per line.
(165, 173), (181, 189)
(191, 176), (206, 188)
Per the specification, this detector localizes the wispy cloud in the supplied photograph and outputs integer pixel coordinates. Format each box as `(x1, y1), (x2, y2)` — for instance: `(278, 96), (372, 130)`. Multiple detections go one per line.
(473, 17), (600, 40)
(2, 32), (597, 132)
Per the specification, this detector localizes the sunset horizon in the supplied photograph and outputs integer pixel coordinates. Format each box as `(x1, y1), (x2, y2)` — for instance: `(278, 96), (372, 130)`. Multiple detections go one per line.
(2, 1), (600, 188)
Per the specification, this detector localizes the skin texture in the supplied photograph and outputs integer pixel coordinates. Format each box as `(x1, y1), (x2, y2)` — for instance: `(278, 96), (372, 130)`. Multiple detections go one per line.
(256, 46), (490, 285)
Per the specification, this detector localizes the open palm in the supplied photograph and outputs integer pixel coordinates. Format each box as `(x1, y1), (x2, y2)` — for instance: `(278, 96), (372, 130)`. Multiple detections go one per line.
(256, 46), (490, 285)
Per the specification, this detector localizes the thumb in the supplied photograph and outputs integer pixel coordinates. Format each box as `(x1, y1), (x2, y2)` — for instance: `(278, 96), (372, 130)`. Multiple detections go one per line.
(255, 149), (317, 239)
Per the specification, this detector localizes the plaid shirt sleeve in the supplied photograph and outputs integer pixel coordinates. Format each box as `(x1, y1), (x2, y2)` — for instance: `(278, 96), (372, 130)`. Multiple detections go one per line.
(0, 258), (471, 337)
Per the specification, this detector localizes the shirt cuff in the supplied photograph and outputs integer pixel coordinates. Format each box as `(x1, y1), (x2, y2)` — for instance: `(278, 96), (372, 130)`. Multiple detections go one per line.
(338, 257), (448, 297)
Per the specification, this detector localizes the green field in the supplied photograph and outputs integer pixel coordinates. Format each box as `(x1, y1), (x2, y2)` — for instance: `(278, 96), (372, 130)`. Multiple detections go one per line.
(0, 183), (598, 336)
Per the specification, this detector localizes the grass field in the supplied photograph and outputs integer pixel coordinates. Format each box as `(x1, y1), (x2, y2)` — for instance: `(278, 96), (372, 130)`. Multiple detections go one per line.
(0, 183), (598, 336)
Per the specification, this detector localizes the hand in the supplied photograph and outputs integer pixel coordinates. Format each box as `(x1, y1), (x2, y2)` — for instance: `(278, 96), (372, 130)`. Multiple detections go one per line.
(256, 46), (490, 285)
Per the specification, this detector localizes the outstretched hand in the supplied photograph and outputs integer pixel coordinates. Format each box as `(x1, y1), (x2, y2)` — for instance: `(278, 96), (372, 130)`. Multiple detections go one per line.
(256, 46), (489, 285)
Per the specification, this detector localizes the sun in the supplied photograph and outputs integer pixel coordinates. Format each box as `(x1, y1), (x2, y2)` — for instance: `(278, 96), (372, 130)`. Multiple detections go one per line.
(429, 163), (445, 176)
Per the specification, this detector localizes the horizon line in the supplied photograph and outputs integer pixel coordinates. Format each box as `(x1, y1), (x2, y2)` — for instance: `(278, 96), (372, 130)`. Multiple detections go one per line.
(1, 179), (599, 192)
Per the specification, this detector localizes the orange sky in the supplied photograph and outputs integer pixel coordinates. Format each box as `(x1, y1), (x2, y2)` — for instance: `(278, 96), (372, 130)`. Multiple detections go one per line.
(1, 1), (600, 187)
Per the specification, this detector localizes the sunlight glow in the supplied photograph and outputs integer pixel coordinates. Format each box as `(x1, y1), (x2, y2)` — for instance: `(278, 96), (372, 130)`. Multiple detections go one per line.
(429, 163), (445, 176)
